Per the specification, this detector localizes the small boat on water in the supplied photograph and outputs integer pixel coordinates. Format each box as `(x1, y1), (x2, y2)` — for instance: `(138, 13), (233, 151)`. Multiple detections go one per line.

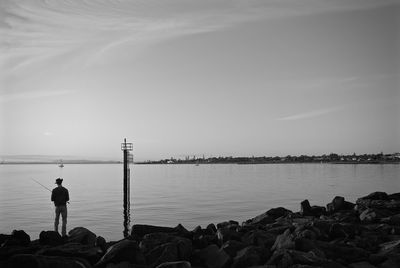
(58, 160), (64, 168)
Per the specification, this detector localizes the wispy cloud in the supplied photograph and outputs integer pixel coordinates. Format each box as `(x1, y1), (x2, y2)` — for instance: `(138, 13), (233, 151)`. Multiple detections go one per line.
(0, 89), (73, 103)
(1, 0), (397, 72)
(277, 106), (344, 121)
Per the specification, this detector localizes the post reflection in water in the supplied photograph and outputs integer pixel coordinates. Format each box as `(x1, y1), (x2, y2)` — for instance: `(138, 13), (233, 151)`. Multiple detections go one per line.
(121, 138), (133, 237)
(123, 194), (130, 238)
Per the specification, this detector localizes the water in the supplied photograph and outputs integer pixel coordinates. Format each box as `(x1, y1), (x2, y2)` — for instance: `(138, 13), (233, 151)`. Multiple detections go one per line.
(1, 163), (399, 241)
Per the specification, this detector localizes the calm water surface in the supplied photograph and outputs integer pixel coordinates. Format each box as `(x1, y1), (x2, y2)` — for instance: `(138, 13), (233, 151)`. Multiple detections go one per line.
(1, 163), (399, 241)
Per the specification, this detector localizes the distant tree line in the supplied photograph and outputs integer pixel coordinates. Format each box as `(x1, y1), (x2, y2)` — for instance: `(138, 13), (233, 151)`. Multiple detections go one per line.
(136, 152), (400, 164)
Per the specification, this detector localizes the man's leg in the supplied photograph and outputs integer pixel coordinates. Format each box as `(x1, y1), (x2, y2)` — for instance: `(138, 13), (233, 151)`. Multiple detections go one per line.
(54, 206), (61, 233)
(60, 206), (68, 236)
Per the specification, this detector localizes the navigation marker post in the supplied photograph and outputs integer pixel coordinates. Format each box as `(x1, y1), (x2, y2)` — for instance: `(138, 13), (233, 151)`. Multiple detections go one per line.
(121, 138), (133, 237)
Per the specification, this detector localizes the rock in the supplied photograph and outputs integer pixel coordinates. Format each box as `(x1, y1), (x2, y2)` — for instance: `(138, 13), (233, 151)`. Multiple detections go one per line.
(95, 239), (146, 267)
(68, 227), (97, 246)
(132, 224), (177, 239)
(174, 224), (191, 238)
(295, 229), (318, 240)
(217, 228), (241, 244)
(348, 261), (377, 268)
(192, 234), (216, 249)
(267, 249), (294, 267)
(301, 200), (326, 217)
(96, 236), (107, 252)
(271, 229), (295, 251)
(206, 224), (217, 235)
(140, 233), (192, 258)
(326, 196), (355, 214)
(39, 230), (63, 246)
(146, 242), (179, 268)
(360, 209), (393, 222)
(221, 240), (247, 258)
(245, 207), (292, 225)
(231, 246), (268, 268)
(356, 199), (400, 213)
(379, 256), (400, 268)
(388, 193), (400, 200)
(192, 226), (203, 236)
(217, 220), (239, 229)
(0, 244), (41, 261)
(378, 239), (400, 257)
(360, 192), (389, 200)
(141, 234), (192, 267)
(194, 244), (231, 268)
(156, 261), (191, 268)
(8, 254), (92, 268)
(140, 233), (174, 253)
(387, 214), (400, 225)
(328, 223), (356, 240)
(333, 209), (359, 223)
(295, 238), (369, 263)
(0, 234), (11, 245)
(241, 230), (276, 248)
(267, 225), (293, 235)
(267, 207), (293, 219)
(37, 242), (102, 265)
(3, 230), (30, 247)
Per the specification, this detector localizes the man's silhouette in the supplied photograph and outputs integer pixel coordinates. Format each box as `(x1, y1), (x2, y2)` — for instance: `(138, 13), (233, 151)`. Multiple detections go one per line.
(51, 178), (69, 236)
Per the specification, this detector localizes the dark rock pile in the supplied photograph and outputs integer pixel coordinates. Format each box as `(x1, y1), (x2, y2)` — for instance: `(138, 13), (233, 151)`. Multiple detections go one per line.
(1, 192), (400, 268)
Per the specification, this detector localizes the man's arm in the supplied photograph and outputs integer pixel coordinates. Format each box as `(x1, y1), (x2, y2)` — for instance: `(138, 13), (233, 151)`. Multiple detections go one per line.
(51, 189), (54, 201)
(66, 189), (69, 202)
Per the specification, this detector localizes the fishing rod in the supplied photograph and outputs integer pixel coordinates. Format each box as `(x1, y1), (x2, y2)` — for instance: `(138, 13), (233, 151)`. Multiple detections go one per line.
(31, 178), (70, 204)
(31, 178), (52, 192)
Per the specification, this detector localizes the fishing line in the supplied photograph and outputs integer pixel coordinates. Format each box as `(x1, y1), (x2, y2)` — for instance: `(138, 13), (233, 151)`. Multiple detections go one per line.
(30, 178), (52, 192)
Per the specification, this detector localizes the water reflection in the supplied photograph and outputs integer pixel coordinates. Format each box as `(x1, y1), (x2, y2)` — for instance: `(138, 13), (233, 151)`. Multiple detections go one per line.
(123, 197), (130, 237)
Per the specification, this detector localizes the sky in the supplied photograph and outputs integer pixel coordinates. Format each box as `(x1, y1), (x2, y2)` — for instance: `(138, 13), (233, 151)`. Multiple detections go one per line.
(0, 0), (399, 161)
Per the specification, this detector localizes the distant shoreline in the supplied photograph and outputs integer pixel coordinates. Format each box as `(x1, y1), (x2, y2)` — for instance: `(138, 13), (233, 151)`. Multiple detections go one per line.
(0, 161), (122, 165)
(1, 161), (399, 165)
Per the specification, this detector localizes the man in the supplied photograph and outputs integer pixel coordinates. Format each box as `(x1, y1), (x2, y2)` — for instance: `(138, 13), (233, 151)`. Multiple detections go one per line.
(51, 178), (69, 236)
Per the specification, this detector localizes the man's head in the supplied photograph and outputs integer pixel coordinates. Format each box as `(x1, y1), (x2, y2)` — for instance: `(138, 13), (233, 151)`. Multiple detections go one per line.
(55, 178), (63, 185)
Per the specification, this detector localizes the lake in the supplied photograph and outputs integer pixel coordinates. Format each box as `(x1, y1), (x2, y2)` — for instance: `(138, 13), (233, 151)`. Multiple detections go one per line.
(0, 163), (399, 241)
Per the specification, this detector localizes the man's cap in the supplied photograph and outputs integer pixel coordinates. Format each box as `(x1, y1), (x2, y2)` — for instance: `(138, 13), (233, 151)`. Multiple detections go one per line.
(55, 178), (63, 184)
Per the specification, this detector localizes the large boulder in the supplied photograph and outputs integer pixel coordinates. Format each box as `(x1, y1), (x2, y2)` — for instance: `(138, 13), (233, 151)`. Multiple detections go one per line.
(378, 239), (400, 257)
(301, 200), (326, 217)
(132, 224), (189, 239)
(68, 227), (97, 246)
(37, 242), (102, 265)
(360, 192), (388, 200)
(231, 246), (269, 268)
(193, 244), (231, 268)
(39, 230), (63, 246)
(145, 242), (179, 268)
(140, 233), (192, 267)
(3, 230), (30, 247)
(216, 228), (241, 244)
(95, 239), (146, 267)
(244, 207), (292, 226)
(221, 240), (247, 258)
(271, 229), (295, 251)
(359, 208), (393, 222)
(241, 230), (276, 248)
(356, 193), (400, 213)
(326, 196), (355, 214)
(295, 238), (369, 264)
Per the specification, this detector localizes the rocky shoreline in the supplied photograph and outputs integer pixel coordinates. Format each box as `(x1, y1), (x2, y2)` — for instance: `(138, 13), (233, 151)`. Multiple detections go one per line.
(1, 192), (400, 268)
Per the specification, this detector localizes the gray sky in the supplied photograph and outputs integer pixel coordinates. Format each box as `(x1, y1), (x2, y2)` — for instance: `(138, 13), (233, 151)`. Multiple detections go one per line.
(1, 0), (399, 161)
